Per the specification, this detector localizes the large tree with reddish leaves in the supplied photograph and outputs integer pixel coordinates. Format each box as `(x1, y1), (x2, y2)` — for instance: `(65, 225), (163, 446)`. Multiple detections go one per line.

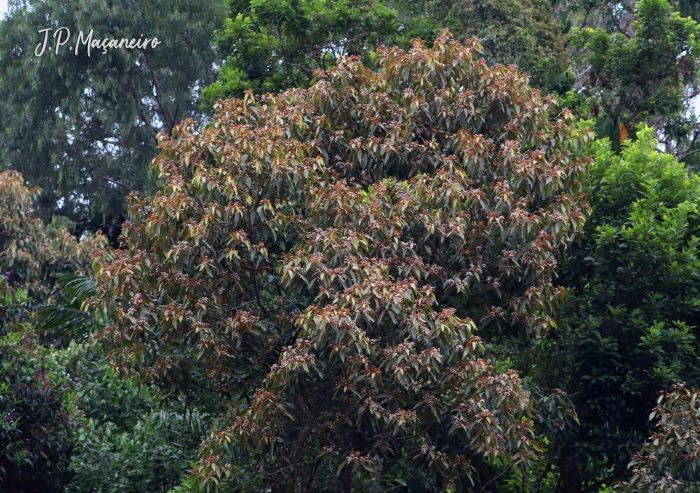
(92, 33), (591, 492)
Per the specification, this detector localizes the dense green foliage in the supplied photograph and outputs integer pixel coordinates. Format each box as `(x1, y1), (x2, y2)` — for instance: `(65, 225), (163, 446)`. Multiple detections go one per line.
(0, 238), (78, 493)
(0, 321), (75, 492)
(200, 0), (398, 107)
(543, 129), (700, 490)
(201, 0), (570, 106)
(205, 0), (700, 161)
(0, 0), (227, 231)
(67, 354), (213, 493)
(567, 0), (700, 155)
(412, 0), (571, 91)
(0, 172), (214, 492)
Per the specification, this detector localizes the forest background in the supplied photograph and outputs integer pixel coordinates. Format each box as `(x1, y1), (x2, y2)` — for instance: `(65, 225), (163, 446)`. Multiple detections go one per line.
(2, 0), (700, 492)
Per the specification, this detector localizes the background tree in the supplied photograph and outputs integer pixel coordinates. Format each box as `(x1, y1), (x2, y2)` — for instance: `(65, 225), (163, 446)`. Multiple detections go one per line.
(0, 166), (215, 493)
(0, 0), (227, 235)
(0, 321), (76, 493)
(562, 0), (700, 158)
(202, 0), (571, 108)
(542, 128), (700, 491)
(0, 170), (105, 308)
(66, 346), (215, 493)
(200, 0), (399, 106)
(412, 0), (572, 92)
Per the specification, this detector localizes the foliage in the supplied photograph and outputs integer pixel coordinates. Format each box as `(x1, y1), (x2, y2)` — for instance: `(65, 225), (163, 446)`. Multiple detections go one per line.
(10, 0), (700, 489)
(550, 128), (700, 490)
(617, 383), (700, 492)
(1, 164), (213, 492)
(70, 409), (209, 493)
(36, 273), (99, 345)
(565, 0), (700, 157)
(66, 351), (213, 493)
(0, 172), (98, 492)
(417, 0), (572, 92)
(202, 0), (570, 108)
(1, 295), (210, 493)
(0, 312), (76, 492)
(200, 0), (399, 106)
(0, 170), (106, 309)
(93, 34), (591, 491)
(0, 0), (227, 230)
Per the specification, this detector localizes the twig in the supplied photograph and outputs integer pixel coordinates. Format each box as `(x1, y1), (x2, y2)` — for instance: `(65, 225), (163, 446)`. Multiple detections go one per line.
(480, 457), (523, 492)
(679, 146), (700, 162)
(251, 262), (270, 317)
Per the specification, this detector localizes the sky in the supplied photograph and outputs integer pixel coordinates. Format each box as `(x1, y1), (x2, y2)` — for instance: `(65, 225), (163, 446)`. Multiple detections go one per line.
(0, 0), (6, 18)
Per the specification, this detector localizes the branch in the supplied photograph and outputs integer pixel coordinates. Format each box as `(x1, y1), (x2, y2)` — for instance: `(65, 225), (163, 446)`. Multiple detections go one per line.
(678, 145), (700, 162)
(250, 262), (270, 317)
(304, 457), (321, 493)
(580, 7), (592, 29)
(480, 455), (524, 492)
(97, 175), (137, 193)
(127, 76), (159, 139)
(678, 124), (700, 156)
(609, 11), (631, 39)
(535, 456), (554, 491)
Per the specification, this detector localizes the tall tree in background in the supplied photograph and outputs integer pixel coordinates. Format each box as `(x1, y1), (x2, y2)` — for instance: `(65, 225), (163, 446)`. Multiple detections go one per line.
(563, 0), (700, 158)
(200, 0), (399, 106)
(547, 129), (700, 490)
(3, 0), (700, 236)
(0, 0), (227, 235)
(415, 0), (572, 92)
(202, 0), (571, 108)
(203, 0), (700, 164)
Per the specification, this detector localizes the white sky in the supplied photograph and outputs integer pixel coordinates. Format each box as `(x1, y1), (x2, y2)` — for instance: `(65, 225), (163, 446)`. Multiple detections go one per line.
(0, 0), (6, 18)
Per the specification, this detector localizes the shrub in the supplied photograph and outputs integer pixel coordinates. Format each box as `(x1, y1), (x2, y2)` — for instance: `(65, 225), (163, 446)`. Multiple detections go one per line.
(0, 317), (76, 491)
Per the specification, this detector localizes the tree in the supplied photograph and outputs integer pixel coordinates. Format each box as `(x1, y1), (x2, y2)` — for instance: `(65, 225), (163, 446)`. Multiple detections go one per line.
(1, 167), (211, 493)
(547, 128), (700, 490)
(0, 170), (105, 308)
(67, 351), (214, 493)
(414, 0), (572, 92)
(200, 0), (399, 107)
(93, 34), (591, 491)
(0, 0), (227, 233)
(202, 0), (571, 109)
(564, 0), (700, 157)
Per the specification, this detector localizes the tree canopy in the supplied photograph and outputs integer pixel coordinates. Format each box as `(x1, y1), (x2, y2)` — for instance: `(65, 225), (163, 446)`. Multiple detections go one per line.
(0, 0), (227, 232)
(542, 128), (700, 489)
(201, 0), (571, 107)
(92, 34), (591, 491)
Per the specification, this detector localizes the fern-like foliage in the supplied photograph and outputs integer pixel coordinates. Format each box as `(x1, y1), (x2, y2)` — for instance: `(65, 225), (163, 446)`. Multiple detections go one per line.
(37, 273), (98, 345)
